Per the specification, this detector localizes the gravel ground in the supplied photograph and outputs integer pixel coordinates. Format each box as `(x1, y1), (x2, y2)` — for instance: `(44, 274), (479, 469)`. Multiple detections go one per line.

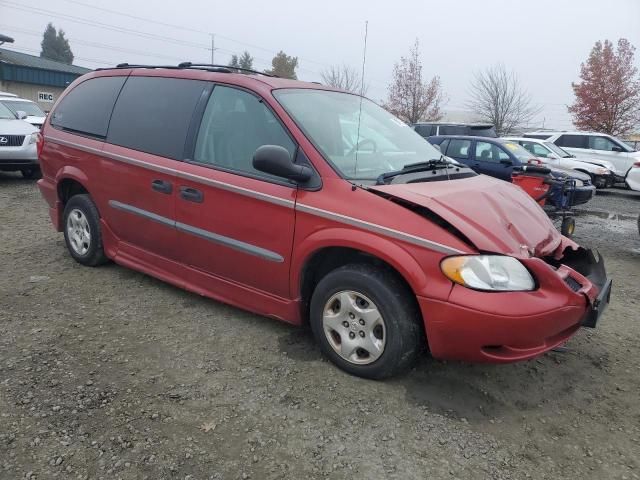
(1, 174), (639, 480)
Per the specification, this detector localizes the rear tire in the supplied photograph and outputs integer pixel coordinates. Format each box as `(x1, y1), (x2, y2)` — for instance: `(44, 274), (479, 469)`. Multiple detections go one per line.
(309, 264), (423, 379)
(62, 194), (108, 267)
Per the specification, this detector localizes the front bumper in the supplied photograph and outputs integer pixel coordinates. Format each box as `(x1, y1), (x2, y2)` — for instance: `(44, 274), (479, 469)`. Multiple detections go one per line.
(420, 248), (610, 363)
(592, 173), (615, 188)
(0, 143), (38, 170)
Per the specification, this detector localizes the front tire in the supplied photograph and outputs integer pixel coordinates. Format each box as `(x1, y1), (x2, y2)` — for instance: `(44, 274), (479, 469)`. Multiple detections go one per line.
(20, 167), (41, 179)
(309, 264), (423, 379)
(62, 194), (108, 267)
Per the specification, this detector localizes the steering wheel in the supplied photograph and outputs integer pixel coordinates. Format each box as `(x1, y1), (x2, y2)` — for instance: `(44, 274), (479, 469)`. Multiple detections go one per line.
(347, 138), (377, 156)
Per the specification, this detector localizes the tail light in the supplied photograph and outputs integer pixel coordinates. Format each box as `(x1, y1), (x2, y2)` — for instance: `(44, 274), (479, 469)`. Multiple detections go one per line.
(633, 161), (640, 168)
(36, 132), (44, 158)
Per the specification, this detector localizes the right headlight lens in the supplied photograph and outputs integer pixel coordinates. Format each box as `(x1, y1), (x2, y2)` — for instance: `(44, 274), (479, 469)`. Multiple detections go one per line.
(441, 255), (535, 291)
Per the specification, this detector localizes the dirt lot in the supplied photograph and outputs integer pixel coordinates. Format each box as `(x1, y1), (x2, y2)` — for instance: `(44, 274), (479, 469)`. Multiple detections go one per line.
(1, 174), (639, 480)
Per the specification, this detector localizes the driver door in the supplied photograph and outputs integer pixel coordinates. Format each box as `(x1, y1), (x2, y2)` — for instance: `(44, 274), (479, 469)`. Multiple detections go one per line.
(174, 85), (299, 299)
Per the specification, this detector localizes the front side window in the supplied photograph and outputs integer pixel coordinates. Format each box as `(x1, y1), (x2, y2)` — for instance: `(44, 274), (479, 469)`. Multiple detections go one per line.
(107, 76), (208, 160)
(475, 141), (508, 163)
(1, 100), (45, 117)
(588, 135), (629, 152)
(194, 86), (296, 177)
(51, 76), (126, 138)
(446, 139), (471, 159)
(273, 89), (442, 180)
(521, 141), (552, 158)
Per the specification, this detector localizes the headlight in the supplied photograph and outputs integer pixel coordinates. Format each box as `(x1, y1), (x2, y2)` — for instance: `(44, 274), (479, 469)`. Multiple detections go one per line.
(594, 167), (610, 175)
(441, 255), (535, 291)
(28, 132), (38, 145)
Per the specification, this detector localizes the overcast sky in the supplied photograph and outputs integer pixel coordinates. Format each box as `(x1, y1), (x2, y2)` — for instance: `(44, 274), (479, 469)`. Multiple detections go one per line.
(2, 0), (639, 129)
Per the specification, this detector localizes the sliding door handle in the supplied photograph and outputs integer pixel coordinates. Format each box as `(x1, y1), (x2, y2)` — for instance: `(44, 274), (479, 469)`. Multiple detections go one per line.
(179, 186), (204, 203)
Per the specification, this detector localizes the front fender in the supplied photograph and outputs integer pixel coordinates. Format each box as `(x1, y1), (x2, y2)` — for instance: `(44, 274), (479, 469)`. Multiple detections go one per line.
(291, 227), (437, 299)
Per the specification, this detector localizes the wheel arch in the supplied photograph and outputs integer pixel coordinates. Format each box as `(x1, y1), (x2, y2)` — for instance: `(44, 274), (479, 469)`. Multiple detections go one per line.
(293, 228), (431, 325)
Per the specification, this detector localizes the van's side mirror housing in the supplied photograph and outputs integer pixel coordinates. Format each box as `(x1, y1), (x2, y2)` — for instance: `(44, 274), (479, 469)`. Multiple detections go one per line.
(253, 145), (313, 183)
(611, 145), (624, 152)
(15, 110), (28, 120)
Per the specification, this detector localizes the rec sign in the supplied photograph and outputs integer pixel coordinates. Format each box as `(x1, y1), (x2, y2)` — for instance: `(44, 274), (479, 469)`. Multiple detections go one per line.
(38, 92), (55, 103)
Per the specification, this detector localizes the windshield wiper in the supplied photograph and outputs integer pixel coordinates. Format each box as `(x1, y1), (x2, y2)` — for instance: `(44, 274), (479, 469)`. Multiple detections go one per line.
(376, 157), (458, 184)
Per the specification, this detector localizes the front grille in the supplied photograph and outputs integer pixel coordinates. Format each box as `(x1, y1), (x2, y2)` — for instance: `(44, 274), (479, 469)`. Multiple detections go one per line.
(0, 135), (25, 147)
(564, 276), (582, 292)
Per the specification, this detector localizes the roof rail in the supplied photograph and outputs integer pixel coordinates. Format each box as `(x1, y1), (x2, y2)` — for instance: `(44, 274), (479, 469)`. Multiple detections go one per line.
(97, 62), (276, 77)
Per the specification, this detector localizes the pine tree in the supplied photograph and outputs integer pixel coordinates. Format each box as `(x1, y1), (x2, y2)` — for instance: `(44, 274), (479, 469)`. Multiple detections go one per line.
(238, 51), (253, 71)
(40, 23), (74, 64)
(265, 51), (298, 79)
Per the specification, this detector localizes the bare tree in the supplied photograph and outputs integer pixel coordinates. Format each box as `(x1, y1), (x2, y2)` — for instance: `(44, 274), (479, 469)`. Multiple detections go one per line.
(383, 39), (444, 124)
(467, 64), (540, 135)
(321, 64), (369, 95)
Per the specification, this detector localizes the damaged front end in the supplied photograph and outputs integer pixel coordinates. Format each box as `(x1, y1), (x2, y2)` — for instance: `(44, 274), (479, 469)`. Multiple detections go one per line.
(546, 244), (613, 328)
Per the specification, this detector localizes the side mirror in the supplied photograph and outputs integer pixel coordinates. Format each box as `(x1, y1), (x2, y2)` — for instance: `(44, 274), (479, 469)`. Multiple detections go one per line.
(15, 110), (28, 120)
(253, 145), (313, 183)
(500, 159), (513, 166)
(611, 145), (624, 152)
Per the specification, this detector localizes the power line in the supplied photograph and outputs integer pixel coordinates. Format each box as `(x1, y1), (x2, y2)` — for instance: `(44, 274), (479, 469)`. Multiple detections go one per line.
(0, 1), (327, 77)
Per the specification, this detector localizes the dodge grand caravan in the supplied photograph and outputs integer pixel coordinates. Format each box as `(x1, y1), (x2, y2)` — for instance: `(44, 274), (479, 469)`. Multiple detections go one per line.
(37, 64), (611, 379)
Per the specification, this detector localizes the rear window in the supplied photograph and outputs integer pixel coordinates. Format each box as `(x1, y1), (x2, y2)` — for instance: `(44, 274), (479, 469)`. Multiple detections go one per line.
(469, 126), (497, 137)
(50, 76), (126, 138)
(555, 134), (588, 149)
(439, 125), (467, 136)
(523, 134), (552, 140)
(107, 76), (208, 160)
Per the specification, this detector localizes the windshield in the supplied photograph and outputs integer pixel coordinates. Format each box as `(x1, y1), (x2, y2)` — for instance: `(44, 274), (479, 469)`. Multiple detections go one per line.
(0, 102), (15, 120)
(0, 100), (45, 117)
(501, 141), (534, 162)
(544, 142), (571, 158)
(273, 89), (442, 180)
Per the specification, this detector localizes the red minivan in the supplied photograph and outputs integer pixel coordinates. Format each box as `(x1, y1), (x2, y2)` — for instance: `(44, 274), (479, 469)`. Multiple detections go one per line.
(37, 64), (611, 379)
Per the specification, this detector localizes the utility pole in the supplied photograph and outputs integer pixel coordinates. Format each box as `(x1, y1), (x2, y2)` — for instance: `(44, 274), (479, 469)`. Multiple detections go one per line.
(210, 33), (216, 64)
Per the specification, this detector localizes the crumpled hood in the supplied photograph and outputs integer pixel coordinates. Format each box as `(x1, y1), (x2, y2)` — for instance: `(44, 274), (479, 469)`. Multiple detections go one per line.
(370, 175), (562, 257)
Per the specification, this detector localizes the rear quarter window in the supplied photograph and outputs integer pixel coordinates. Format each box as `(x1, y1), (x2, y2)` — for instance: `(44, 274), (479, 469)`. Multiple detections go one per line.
(50, 76), (126, 138)
(107, 76), (208, 160)
(414, 124), (435, 137)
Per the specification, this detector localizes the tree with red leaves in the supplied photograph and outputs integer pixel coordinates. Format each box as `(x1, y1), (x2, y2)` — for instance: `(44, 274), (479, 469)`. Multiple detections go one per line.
(569, 39), (640, 136)
(384, 39), (445, 124)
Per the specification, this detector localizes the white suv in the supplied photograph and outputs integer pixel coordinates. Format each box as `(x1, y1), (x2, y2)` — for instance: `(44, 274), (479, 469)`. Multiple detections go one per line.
(0, 101), (40, 178)
(0, 92), (47, 129)
(523, 131), (640, 184)
(505, 136), (616, 188)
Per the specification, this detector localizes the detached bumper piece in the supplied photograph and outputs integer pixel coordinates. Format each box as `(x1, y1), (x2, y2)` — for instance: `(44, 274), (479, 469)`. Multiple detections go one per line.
(557, 247), (612, 328)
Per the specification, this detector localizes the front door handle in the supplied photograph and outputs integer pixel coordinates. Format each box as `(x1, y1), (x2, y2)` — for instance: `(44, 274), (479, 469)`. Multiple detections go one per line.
(151, 179), (172, 194)
(179, 186), (204, 203)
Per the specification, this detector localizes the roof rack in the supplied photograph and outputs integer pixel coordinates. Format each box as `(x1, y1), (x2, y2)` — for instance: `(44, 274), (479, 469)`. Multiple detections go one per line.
(97, 62), (276, 77)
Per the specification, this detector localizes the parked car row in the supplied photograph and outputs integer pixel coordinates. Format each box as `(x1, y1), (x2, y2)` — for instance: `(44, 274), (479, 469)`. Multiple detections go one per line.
(523, 131), (640, 190)
(413, 122), (640, 193)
